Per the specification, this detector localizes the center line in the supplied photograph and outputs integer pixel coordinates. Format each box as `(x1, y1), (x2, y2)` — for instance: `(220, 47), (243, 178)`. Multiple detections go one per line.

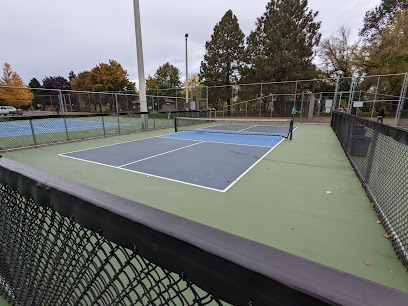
(118, 141), (205, 168)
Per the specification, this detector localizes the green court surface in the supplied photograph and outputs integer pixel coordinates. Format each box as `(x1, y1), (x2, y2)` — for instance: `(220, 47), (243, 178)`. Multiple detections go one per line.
(3, 123), (408, 294)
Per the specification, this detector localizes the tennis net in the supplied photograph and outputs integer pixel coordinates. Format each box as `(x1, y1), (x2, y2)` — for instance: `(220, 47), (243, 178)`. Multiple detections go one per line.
(0, 157), (406, 305)
(175, 117), (293, 138)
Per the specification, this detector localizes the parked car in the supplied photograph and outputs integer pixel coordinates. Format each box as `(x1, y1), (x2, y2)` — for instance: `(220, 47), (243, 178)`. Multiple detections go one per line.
(0, 105), (23, 115)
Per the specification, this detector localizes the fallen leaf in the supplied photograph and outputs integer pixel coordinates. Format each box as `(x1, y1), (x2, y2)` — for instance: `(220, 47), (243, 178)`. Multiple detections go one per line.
(366, 262), (371, 266)
(326, 191), (332, 194)
(360, 183), (363, 187)
(291, 227), (295, 230)
(390, 270), (393, 273)
(377, 220), (382, 224)
(384, 233), (392, 239)
(140, 195), (144, 198)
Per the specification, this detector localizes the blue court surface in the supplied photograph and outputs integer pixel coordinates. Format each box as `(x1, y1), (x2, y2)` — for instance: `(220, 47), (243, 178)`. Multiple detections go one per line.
(0, 119), (120, 137)
(60, 130), (286, 192)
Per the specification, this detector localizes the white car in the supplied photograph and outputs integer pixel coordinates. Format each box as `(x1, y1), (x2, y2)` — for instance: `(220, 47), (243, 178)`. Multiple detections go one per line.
(0, 105), (23, 115)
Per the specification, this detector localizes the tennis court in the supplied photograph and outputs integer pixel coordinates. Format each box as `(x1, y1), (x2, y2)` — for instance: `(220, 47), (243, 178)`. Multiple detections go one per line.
(0, 118), (122, 137)
(59, 120), (289, 191)
(1, 115), (407, 305)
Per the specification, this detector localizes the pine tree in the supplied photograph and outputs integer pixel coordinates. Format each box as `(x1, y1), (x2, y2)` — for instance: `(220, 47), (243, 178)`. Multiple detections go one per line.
(199, 10), (245, 111)
(244, 0), (321, 83)
(29, 78), (42, 88)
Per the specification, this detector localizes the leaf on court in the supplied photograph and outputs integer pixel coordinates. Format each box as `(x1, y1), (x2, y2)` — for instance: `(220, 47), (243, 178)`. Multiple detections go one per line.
(140, 195), (144, 198)
(376, 220), (382, 224)
(384, 233), (392, 239)
(390, 269), (393, 273)
(325, 191), (332, 194)
(360, 182), (363, 187)
(291, 227), (295, 230)
(366, 262), (371, 266)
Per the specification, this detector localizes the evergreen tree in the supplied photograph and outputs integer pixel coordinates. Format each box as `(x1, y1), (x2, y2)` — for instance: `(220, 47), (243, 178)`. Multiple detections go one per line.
(68, 71), (77, 81)
(199, 10), (245, 111)
(29, 78), (41, 88)
(360, 0), (408, 38)
(153, 62), (181, 98)
(244, 0), (321, 83)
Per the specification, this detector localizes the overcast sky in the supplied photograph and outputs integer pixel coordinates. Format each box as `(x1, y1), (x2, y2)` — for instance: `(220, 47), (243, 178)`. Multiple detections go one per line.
(0, 0), (380, 87)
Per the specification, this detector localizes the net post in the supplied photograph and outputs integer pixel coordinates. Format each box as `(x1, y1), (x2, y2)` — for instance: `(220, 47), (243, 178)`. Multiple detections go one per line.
(289, 119), (294, 140)
(174, 117), (178, 132)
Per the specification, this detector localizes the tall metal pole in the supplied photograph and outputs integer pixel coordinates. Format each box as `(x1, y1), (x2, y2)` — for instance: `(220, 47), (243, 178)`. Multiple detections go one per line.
(133, 0), (148, 130)
(185, 34), (189, 112)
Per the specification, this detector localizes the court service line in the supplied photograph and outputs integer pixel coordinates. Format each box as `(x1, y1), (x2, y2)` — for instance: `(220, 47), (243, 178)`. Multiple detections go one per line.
(222, 137), (285, 192)
(58, 153), (225, 192)
(118, 141), (205, 168)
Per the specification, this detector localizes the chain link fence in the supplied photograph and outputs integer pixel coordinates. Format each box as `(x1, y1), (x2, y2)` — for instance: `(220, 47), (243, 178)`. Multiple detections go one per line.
(206, 73), (408, 129)
(0, 111), (209, 152)
(331, 111), (408, 268)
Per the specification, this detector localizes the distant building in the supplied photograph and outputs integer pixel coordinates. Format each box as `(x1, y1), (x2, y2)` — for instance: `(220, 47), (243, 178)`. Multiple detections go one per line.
(161, 98), (177, 112)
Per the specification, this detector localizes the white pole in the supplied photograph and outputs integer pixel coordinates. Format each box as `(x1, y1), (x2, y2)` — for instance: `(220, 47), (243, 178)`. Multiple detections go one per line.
(133, 0), (148, 130)
(185, 34), (189, 111)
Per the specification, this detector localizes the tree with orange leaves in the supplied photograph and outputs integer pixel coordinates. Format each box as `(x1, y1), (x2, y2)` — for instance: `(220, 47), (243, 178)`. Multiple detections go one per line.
(0, 63), (33, 108)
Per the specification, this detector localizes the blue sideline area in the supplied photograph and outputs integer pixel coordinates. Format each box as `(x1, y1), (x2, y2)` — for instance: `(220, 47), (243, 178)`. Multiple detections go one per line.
(0, 120), (120, 137)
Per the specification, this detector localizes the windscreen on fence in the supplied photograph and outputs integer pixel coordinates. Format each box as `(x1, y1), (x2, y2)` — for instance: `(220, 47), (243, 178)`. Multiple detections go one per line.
(0, 157), (406, 305)
(331, 111), (408, 268)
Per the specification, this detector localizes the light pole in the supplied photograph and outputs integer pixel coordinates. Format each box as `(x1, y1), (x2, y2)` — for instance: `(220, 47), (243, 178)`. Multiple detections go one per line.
(185, 33), (189, 111)
(133, 0), (148, 130)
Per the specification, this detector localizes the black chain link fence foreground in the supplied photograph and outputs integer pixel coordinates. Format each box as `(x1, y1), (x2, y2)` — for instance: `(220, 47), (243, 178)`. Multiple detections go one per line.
(331, 111), (408, 268)
(0, 158), (407, 305)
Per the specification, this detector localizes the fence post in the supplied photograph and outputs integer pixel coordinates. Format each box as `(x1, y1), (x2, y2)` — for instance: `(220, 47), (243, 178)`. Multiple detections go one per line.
(270, 95), (274, 117)
(347, 78), (356, 114)
(29, 119), (37, 146)
(206, 86), (209, 112)
(101, 116), (106, 136)
(58, 90), (65, 115)
(332, 77), (339, 111)
(370, 76), (381, 119)
(395, 72), (408, 126)
(63, 117), (70, 141)
(231, 85), (234, 116)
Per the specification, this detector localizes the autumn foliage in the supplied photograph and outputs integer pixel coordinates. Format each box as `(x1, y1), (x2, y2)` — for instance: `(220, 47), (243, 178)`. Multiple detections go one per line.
(0, 63), (33, 108)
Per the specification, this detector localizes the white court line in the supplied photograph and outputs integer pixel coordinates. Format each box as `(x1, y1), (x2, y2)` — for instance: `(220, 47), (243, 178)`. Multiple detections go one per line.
(59, 126), (290, 192)
(222, 137), (286, 192)
(118, 141), (204, 168)
(60, 134), (194, 155)
(59, 137), (286, 193)
(159, 135), (274, 148)
(238, 125), (257, 131)
(59, 153), (225, 192)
